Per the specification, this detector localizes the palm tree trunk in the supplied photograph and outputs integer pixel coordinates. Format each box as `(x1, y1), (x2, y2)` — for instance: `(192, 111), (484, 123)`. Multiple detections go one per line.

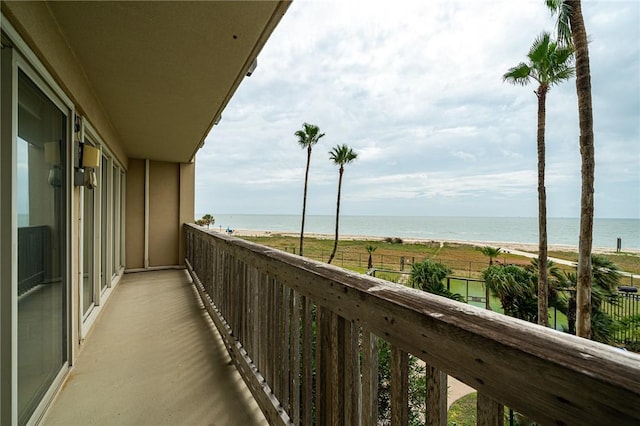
(328, 167), (344, 264)
(299, 146), (312, 257)
(537, 85), (549, 327)
(568, 0), (594, 339)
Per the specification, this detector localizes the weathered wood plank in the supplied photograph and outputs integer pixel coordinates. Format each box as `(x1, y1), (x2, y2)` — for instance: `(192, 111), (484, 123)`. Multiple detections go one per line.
(281, 283), (291, 412)
(273, 278), (283, 401)
(185, 225), (640, 425)
(290, 290), (301, 424)
(344, 321), (361, 425)
(333, 314), (345, 425)
(477, 392), (503, 426)
(301, 296), (313, 425)
(425, 363), (447, 426)
(186, 258), (292, 425)
(361, 331), (378, 426)
(391, 345), (409, 426)
(315, 306), (326, 425)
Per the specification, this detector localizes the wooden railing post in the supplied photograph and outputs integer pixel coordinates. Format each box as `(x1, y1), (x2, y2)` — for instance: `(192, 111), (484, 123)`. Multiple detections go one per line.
(301, 296), (313, 424)
(290, 290), (301, 424)
(391, 346), (408, 425)
(344, 321), (361, 425)
(361, 331), (379, 425)
(477, 392), (504, 426)
(425, 364), (447, 426)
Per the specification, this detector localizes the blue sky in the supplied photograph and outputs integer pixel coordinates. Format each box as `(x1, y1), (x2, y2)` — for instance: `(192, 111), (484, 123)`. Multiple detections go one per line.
(195, 0), (640, 219)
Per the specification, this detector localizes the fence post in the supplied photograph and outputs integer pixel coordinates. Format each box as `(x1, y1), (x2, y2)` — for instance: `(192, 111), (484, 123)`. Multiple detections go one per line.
(400, 256), (405, 271)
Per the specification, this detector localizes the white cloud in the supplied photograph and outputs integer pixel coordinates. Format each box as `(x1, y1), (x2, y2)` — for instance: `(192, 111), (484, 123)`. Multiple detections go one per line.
(197, 0), (640, 219)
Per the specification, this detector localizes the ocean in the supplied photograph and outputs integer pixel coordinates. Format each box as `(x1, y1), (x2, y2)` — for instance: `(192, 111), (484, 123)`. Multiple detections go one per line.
(207, 214), (640, 250)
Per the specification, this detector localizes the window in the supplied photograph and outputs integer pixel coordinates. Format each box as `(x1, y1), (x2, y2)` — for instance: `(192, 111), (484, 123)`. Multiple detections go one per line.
(16, 69), (68, 425)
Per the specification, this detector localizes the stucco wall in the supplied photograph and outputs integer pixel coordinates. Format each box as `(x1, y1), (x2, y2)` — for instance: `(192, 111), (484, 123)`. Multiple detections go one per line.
(125, 159), (145, 269)
(149, 161), (179, 267)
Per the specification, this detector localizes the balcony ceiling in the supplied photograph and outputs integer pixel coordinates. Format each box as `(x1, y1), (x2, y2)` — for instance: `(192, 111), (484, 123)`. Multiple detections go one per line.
(47, 1), (288, 163)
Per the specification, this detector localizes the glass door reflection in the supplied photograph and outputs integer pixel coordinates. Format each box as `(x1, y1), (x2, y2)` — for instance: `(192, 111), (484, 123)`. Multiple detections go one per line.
(17, 69), (68, 425)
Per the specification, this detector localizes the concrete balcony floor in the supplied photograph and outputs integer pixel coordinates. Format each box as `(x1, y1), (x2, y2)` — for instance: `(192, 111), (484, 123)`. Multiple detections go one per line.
(42, 269), (267, 426)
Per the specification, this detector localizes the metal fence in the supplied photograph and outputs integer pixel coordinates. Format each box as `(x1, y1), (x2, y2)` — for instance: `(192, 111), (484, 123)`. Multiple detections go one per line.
(370, 269), (639, 350)
(282, 247), (490, 277)
(603, 292), (640, 348)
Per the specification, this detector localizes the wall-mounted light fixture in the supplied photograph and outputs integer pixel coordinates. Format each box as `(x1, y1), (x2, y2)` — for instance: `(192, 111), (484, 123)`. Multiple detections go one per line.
(82, 144), (100, 168)
(75, 142), (100, 189)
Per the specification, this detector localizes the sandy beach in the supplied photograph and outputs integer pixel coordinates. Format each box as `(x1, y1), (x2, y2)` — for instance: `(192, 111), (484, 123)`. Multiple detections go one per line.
(216, 228), (639, 256)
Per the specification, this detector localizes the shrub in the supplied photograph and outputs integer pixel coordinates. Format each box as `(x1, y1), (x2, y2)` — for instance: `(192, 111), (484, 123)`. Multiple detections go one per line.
(409, 259), (464, 302)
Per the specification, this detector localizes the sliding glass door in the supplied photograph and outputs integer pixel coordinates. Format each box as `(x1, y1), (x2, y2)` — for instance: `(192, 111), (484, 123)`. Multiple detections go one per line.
(16, 69), (68, 425)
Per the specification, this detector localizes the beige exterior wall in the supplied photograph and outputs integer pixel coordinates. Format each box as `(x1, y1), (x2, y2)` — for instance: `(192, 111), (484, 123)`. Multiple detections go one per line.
(149, 161), (180, 267)
(125, 159), (145, 269)
(179, 163), (196, 264)
(1, 1), (128, 169)
(125, 160), (195, 269)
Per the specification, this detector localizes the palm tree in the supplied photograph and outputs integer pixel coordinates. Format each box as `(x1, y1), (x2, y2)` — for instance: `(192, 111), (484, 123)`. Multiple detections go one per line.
(327, 144), (357, 264)
(527, 258), (566, 324)
(201, 214), (214, 228)
(558, 256), (621, 343)
(546, 0), (596, 339)
(503, 32), (574, 327)
(295, 123), (325, 257)
(480, 246), (501, 310)
(483, 264), (537, 321)
(365, 245), (377, 269)
(409, 260), (464, 302)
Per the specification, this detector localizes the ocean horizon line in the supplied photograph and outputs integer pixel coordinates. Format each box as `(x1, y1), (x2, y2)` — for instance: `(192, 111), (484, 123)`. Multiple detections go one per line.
(204, 213), (640, 221)
(199, 214), (640, 250)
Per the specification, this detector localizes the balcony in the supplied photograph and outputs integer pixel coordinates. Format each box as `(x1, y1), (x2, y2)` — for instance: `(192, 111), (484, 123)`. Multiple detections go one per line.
(42, 270), (267, 425)
(44, 225), (640, 425)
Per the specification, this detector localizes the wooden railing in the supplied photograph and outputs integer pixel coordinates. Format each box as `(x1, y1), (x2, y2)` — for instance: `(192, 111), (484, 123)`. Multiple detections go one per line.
(184, 224), (640, 425)
(18, 225), (49, 295)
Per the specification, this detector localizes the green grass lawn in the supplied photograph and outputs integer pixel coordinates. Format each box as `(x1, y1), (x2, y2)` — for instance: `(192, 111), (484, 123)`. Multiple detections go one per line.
(448, 392), (477, 426)
(448, 393), (528, 426)
(240, 234), (633, 340)
(241, 234), (640, 287)
(543, 250), (640, 275)
(241, 235), (532, 279)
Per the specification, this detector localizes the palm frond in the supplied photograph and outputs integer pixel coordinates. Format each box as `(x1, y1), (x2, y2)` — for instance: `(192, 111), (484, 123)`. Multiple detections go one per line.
(296, 122), (325, 148)
(554, 44), (575, 65)
(502, 63), (532, 86)
(528, 32), (552, 64)
(546, 0), (573, 46)
(329, 144), (358, 165)
(550, 66), (575, 85)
